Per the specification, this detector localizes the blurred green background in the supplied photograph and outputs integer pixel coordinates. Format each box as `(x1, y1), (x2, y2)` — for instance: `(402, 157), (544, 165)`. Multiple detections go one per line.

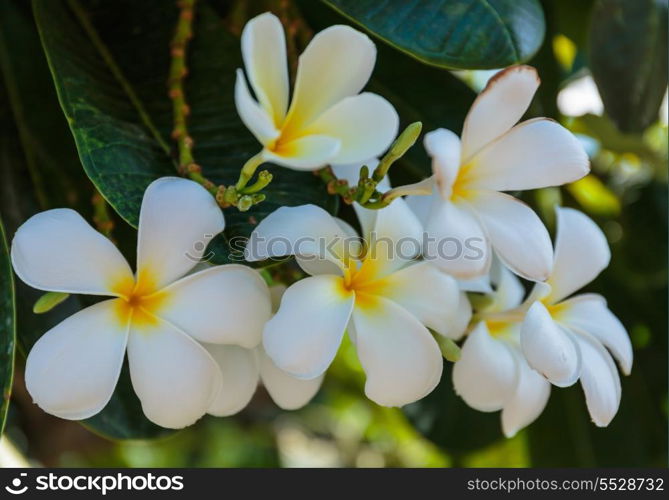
(0, 0), (666, 467)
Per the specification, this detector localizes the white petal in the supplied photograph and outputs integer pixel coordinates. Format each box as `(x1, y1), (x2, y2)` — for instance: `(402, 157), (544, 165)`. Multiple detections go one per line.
(11, 208), (132, 295)
(360, 197), (424, 279)
(136, 178), (225, 290)
(521, 302), (581, 387)
(443, 290), (473, 340)
(372, 261), (460, 337)
(263, 275), (354, 379)
(461, 65), (540, 160)
(127, 317), (221, 429)
(490, 260), (525, 311)
(546, 207), (611, 303)
(24, 300), (128, 420)
(262, 134), (341, 170)
(424, 128), (461, 199)
(573, 331), (621, 427)
(245, 204), (348, 270)
(240, 13), (289, 124)
(235, 70), (280, 144)
(555, 294), (632, 375)
(405, 186), (438, 225)
(352, 297), (442, 406)
(424, 199), (491, 279)
(258, 346), (323, 410)
(157, 265), (271, 347)
(205, 344), (259, 417)
(452, 322), (519, 411)
(303, 93), (398, 164)
(525, 281), (552, 304)
(284, 25), (376, 131)
(296, 217), (362, 276)
(469, 191), (553, 281)
(458, 275), (493, 294)
(465, 118), (589, 192)
(501, 347), (551, 437)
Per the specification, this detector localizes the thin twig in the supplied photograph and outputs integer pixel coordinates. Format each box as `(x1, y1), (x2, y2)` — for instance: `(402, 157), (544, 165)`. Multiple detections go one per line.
(167, 0), (268, 211)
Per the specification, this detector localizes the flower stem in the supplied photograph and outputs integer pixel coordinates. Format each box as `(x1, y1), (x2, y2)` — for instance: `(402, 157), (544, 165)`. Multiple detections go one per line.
(167, 0), (267, 210)
(168, 0), (199, 175)
(235, 153), (265, 191)
(315, 122), (426, 210)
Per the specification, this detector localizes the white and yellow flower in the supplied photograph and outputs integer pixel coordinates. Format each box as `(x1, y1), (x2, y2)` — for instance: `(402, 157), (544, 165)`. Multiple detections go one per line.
(236, 13), (399, 170)
(245, 200), (462, 407)
(204, 285), (324, 415)
(453, 207), (632, 436)
(453, 262), (551, 437)
(11, 178), (272, 429)
(407, 65), (590, 281)
(521, 207), (632, 426)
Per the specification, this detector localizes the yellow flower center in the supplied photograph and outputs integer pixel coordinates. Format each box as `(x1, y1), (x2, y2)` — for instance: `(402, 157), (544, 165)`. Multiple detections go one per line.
(110, 269), (170, 328)
(338, 257), (388, 311)
(449, 161), (476, 200)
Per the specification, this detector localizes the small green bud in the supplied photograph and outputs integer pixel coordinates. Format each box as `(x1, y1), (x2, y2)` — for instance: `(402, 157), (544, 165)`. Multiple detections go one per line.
(33, 292), (70, 314)
(433, 333), (461, 362)
(237, 195), (254, 212)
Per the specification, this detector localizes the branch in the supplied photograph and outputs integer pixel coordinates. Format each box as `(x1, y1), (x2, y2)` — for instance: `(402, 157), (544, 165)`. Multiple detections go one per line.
(316, 122), (424, 209)
(167, 0), (267, 211)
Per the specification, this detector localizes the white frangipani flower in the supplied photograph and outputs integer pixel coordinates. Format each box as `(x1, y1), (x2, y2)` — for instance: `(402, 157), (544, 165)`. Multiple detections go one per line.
(245, 200), (462, 407)
(453, 207), (632, 436)
(521, 207), (632, 427)
(453, 262), (551, 438)
(236, 13), (399, 170)
(204, 284), (324, 415)
(407, 65), (590, 281)
(11, 178), (272, 429)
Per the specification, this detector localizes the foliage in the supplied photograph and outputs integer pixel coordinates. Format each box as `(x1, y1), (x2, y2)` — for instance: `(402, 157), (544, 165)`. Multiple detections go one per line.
(0, 0), (666, 467)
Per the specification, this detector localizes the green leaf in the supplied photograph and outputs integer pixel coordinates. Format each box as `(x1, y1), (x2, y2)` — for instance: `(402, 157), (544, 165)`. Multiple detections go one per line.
(433, 334), (461, 362)
(0, 217), (16, 436)
(33, 0), (336, 264)
(0, 0), (169, 440)
(322, 0), (546, 69)
(588, 0), (668, 132)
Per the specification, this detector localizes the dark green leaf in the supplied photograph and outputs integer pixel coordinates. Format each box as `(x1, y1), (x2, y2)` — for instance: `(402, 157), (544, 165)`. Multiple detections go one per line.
(33, 0), (336, 264)
(0, 217), (16, 436)
(322, 0), (546, 69)
(0, 0), (169, 440)
(589, 0), (668, 132)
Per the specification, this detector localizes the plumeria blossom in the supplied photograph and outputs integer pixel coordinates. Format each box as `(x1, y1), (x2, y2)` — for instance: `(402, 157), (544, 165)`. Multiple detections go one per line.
(453, 262), (551, 437)
(521, 207), (632, 426)
(453, 207), (632, 436)
(407, 65), (589, 281)
(11, 178), (271, 429)
(245, 200), (463, 407)
(235, 12), (399, 170)
(205, 285), (324, 415)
